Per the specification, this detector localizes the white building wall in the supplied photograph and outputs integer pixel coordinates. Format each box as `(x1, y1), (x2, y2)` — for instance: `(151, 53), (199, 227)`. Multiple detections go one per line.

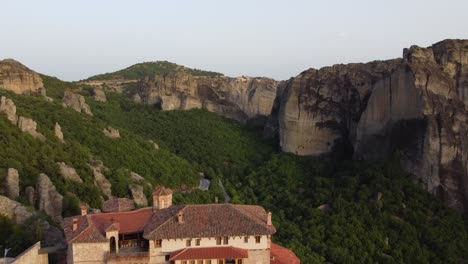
(160, 235), (270, 253)
(71, 242), (109, 264)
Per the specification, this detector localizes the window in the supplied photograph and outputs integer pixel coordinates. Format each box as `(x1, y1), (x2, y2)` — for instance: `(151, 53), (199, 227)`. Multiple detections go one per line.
(223, 236), (229, 245)
(155, 239), (162, 248)
(216, 237), (222, 245)
(190, 261), (195, 264)
(186, 239), (192, 247)
(182, 261), (187, 264)
(236, 259), (243, 264)
(206, 260), (212, 264)
(197, 260), (203, 264)
(196, 238), (201, 246)
(255, 236), (261, 243)
(165, 255), (170, 261)
(218, 260), (224, 264)
(244, 236), (249, 243)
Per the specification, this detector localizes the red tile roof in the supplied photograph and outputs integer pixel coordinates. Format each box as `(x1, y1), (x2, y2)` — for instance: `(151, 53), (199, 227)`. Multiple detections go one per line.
(169, 247), (248, 261)
(102, 198), (135, 213)
(153, 186), (173, 196)
(271, 243), (301, 264)
(64, 204), (276, 244)
(144, 204), (276, 240)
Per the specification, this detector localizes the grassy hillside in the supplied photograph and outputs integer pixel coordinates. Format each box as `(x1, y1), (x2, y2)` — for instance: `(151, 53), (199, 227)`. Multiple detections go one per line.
(0, 76), (467, 262)
(86, 61), (223, 81)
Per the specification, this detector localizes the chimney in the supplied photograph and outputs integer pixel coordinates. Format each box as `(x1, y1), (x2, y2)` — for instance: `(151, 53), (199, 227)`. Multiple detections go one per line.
(267, 212), (272, 226)
(214, 196), (218, 204)
(72, 218), (78, 231)
(80, 205), (87, 216)
(178, 211), (184, 224)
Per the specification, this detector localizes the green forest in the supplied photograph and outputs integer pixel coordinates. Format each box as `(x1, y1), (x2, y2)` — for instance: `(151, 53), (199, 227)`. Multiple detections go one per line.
(0, 76), (467, 263)
(86, 61), (223, 81)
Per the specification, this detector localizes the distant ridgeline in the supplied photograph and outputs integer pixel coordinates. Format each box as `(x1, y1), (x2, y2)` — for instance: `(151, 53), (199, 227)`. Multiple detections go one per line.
(0, 39), (468, 263)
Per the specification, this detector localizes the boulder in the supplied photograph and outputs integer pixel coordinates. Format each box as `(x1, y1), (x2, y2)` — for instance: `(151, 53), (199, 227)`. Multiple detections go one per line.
(5, 168), (19, 200)
(0, 96), (18, 124)
(0, 59), (45, 96)
(57, 162), (83, 183)
(129, 184), (148, 207)
(17, 116), (46, 141)
(0, 195), (33, 224)
(148, 140), (159, 150)
(103, 126), (120, 138)
(54, 122), (64, 142)
(36, 173), (63, 223)
(130, 171), (145, 182)
(62, 91), (93, 116)
(89, 161), (112, 199)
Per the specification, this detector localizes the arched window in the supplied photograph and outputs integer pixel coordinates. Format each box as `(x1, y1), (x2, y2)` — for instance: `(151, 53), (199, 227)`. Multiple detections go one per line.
(110, 237), (117, 253)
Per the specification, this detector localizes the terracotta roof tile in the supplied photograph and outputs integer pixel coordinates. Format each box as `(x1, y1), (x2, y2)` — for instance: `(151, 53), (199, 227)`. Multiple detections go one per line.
(102, 198), (135, 213)
(169, 247), (248, 261)
(153, 186), (173, 196)
(144, 204), (276, 240)
(90, 208), (153, 234)
(271, 243), (301, 264)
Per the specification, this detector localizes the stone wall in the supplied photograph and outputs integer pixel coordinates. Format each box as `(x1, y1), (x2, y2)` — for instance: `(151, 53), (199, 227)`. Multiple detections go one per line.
(9, 242), (48, 264)
(71, 242), (109, 264)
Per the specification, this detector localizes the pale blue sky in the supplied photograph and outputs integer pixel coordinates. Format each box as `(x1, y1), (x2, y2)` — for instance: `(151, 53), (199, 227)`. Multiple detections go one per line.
(1, 0), (467, 81)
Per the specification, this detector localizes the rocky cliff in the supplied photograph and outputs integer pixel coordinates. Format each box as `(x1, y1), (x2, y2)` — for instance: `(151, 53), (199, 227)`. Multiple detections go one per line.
(274, 39), (468, 211)
(0, 59), (45, 96)
(131, 73), (278, 122)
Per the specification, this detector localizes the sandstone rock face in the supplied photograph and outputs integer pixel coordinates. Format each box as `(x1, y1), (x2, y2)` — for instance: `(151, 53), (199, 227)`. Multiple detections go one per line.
(0, 195), (33, 224)
(92, 87), (107, 102)
(132, 73), (278, 122)
(5, 168), (19, 200)
(0, 96), (18, 124)
(17, 116), (46, 141)
(57, 162), (83, 183)
(274, 39), (468, 211)
(62, 91), (93, 116)
(25, 186), (35, 206)
(54, 122), (64, 142)
(129, 184), (148, 207)
(103, 126), (120, 138)
(89, 160), (112, 199)
(0, 59), (45, 96)
(130, 171), (145, 182)
(36, 173), (63, 223)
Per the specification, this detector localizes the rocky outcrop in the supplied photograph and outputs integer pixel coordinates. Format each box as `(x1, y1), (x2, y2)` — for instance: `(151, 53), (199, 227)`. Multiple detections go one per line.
(132, 73), (278, 122)
(57, 162), (83, 183)
(274, 39), (468, 211)
(103, 126), (120, 138)
(54, 122), (64, 142)
(89, 160), (112, 199)
(130, 171), (145, 182)
(0, 59), (45, 96)
(1, 96), (46, 141)
(0, 96), (18, 123)
(0, 195), (33, 224)
(92, 87), (107, 102)
(25, 186), (35, 206)
(5, 168), (19, 200)
(36, 173), (63, 223)
(62, 91), (93, 116)
(17, 116), (46, 141)
(128, 184), (148, 207)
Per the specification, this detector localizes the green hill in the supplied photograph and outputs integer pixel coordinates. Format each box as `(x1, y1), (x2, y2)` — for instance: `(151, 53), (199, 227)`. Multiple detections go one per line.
(0, 76), (467, 263)
(86, 61), (223, 81)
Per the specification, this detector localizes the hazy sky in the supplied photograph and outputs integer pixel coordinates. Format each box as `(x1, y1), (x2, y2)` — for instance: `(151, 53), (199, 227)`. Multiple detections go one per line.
(1, 0), (467, 81)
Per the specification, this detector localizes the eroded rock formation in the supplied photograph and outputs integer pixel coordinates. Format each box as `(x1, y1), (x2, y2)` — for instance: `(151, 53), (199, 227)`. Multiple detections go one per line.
(5, 168), (19, 200)
(17, 116), (46, 141)
(57, 162), (83, 183)
(274, 39), (468, 211)
(0, 59), (45, 96)
(62, 91), (93, 116)
(103, 126), (120, 138)
(54, 122), (64, 142)
(129, 184), (148, 207)
(36, 173), (63, 223)
(89, 160), (112, 199)
(132, 73), (278, 122)
(0, 195), (33, 224)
